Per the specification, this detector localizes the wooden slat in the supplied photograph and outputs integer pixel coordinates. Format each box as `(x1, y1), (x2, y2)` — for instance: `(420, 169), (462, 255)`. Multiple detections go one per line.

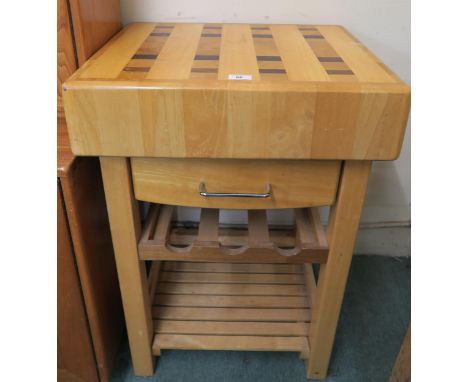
(140, 204), (160, 241)
(295, 208), (317, 246)
(196, 208), (219, 244)
(139, 246), (328, 264)
(148, 261), (161, 302)
(162, 262), (303, 274)
(248, 210), (270, 246)
(218, 24), (260, 80)
(153, 205), (174, 243)
(156, 282), (307, 296)
(153, 320), (308, 336)
(303, 264), (317, 308)
(270, 25), (329, 81)
(147, 24), (203, 79)
(310, 208), (328, 247)
(80, 23), (155, 79)
(154, 294), (309, 308)
(153, 334), (309, 355)
(159, 271), (304, 284)
(152, 306), (310, 322)
(317, 26), (395, 83)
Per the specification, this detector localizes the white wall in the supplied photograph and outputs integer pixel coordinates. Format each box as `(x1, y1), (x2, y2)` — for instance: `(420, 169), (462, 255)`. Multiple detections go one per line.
(121, 0), (411, 254)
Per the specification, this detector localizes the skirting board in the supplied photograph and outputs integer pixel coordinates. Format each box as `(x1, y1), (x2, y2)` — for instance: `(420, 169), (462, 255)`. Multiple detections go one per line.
(354, 226), (410, 257)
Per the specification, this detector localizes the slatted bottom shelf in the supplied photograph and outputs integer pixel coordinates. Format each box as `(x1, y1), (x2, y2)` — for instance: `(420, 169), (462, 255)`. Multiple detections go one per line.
(151, 261), (312, 359)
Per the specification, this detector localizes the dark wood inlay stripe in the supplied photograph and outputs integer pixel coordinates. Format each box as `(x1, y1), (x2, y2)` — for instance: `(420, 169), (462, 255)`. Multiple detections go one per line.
(123, 67), (150, 72)
(256, 56), (281, 61)
(259, 68), (287, 74)
(132, 54), (158, 60)
(194, 55), (219, 60)
(204, 26), (222, 29)
(251, 27), (270, 30)
(201, 33), (222, 37)
(298, 27), (318, 31)
(326, 69), (354, 75)
(303, 35), (324, 39)
(252, 34), (273, 38)
(151, 32), (171, 37)
(191, 68), (218, 73)
(318, 57), (344, 63)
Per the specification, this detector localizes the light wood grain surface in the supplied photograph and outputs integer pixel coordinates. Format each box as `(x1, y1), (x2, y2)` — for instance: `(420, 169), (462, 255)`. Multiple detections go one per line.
(63, 23), (410, 160)
(131, 158), (341, 209)
(68, 0), (121, 66)
(58, 186), (99, 382)
(151, 261), (310, 358)
(57, 0), (77, 117)
(306, 161), (372, 378)
(100, 158), (155, 376)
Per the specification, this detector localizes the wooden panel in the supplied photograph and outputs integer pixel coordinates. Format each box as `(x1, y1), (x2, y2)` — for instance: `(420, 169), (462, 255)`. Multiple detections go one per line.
(60, 157), (124, 382)
(153, 334), (308, 354)
(153, 320), (308, 336)
(63, 82), (409, 159)
(147, 24), (203, 79)
(57, 0), (77, 116)
(57, 185), (99, 382)
(131, 158), (341, 209)
(68, 0), (121, 65)
(100, 158), (154, 376)
(79, 23), (155, 79)
(218, 24), (260, 80)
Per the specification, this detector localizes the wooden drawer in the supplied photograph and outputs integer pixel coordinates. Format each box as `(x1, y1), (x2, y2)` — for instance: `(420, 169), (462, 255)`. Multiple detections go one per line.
(131, 158), (341, 209)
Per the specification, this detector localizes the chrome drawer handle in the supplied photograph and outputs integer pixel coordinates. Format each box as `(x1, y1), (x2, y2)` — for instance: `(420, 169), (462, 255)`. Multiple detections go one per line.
(199, 183), (272, 198)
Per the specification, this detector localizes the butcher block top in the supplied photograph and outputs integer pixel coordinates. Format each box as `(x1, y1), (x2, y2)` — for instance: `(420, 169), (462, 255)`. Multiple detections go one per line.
(63, 23), (410, 160)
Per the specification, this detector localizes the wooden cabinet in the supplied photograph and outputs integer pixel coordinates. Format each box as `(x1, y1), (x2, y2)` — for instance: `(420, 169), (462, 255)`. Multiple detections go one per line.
(57, 0), (122, 381)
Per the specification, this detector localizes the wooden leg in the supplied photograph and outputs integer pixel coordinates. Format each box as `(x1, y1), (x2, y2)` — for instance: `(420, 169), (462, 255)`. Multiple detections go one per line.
(100, 157), (154, 376)
(306, 161), (372, 379)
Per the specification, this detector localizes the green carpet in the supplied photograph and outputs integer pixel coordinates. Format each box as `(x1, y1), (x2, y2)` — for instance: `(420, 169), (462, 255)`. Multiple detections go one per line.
(111, 256), (410, 382)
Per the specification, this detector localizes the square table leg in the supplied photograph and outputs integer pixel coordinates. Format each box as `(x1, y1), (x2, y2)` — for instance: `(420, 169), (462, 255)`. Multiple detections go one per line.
(306, 160), (372, 379)
(100, 157), (155, 376)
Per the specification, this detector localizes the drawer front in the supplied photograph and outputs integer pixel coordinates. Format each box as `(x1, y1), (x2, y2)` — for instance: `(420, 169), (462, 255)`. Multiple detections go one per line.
(131, 158), (341, 209)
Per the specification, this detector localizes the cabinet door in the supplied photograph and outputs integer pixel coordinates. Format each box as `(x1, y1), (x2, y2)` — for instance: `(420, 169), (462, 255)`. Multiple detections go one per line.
(58, 184), (99, 382)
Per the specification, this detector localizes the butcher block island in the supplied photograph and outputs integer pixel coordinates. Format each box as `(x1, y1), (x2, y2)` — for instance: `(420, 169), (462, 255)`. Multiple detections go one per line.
(63, 22), (409, 159)
(63, 22), (410, 379)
